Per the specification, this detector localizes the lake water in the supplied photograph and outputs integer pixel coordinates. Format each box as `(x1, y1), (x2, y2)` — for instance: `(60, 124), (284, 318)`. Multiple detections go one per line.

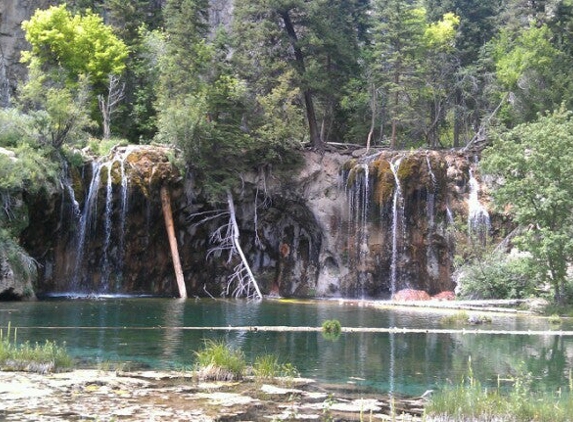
(1, 298), (572, 397)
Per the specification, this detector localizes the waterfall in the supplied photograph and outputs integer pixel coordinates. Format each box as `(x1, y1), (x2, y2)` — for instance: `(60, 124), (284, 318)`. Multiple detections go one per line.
(425, 155), (437, 227)
(100, 162), (114, 291)
(425, 155), (439, 278)
(347, 163), (371, 296)
(71, 162), (103, 291)
(389, 157), (404, 297)
(116, 154), (129, 284)
(68, 149), (132, 293)
(467, 168), (490, 239)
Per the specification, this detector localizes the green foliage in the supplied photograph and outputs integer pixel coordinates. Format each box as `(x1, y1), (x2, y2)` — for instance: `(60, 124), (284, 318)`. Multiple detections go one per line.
(321, 319), (342, 341)
(456, 252), (539, 300)
(86, 137), (128, 158)
(0, 232), (37, 294)
(0, 108), (38, 148)
(0, 145), (60, 194)
(425, 359), (573, 422)
(0, 324), (73, 373)
(482, 109), (573, 303)
(193, 339), (246, 381)
(18, 65), (96, 148)
(21, 4), (128, 86)
(490, 23), (568, 124)
(20, 4), (128, 142)
(424, 12), (459, 51)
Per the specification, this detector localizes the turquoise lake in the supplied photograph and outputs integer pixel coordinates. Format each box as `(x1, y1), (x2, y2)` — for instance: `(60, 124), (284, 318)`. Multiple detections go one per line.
(1, 298), (572, 397)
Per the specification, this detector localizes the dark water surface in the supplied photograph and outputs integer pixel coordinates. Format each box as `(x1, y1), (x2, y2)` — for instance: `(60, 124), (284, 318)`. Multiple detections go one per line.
(1, 298), (572, 396)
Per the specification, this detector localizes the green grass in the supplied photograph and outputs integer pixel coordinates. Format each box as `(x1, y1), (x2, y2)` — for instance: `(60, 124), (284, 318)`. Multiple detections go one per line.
(439, 311), (469, 325)
(0, 323), (73, 373)
(424, 361), (573, 422)
(194, 339), (246, 381)
(252, 354), (299, 380)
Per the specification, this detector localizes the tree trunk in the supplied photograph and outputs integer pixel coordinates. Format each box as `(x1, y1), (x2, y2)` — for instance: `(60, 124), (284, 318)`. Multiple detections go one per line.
(280, 11), (322, 150)
(391, 70), (400, 149)
(161, 185), (187, 299)
(227, 190), (263, 300)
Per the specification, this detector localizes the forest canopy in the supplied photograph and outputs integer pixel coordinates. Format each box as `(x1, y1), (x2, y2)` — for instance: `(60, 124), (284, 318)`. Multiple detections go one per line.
(6, 0), (572, 160)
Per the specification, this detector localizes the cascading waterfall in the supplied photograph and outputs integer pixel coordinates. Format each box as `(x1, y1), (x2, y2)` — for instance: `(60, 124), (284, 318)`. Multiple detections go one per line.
(118, 153), (130, 279)
(68, 149), (132, 293)
(467, 167), (490, 239)
(100, 162), (114, 291)
(425, 155), (439, 278)
(71, 162), (103, 291)
(389, 157), (405, 297)
(347, 162), (371, 296)
(425, 155), (437, 227)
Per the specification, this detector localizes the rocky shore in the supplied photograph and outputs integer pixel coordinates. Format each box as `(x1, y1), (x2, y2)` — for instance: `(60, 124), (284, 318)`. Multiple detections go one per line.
(1, 369), (426, 421)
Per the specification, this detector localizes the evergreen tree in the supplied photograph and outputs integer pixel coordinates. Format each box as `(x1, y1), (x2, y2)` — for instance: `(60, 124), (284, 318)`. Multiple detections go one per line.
(233, 0), (367, 148)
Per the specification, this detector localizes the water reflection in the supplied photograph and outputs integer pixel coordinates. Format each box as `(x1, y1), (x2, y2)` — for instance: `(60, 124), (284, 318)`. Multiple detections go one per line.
(1, 298), (572, 396)
(161, 299), (185, 363)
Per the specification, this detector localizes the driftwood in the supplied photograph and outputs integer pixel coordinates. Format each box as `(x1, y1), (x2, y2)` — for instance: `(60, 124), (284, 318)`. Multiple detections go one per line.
(160, 185), (187, 299)
(18, 325), (573, 337)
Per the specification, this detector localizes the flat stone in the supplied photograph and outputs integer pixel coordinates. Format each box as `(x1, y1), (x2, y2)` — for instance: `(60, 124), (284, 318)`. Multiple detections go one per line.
(260, 384), (304, 395)
(196, 391), (258, 406)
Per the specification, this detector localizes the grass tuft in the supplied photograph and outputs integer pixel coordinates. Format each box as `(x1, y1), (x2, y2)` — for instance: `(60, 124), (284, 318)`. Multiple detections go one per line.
(0, 323), (73, 373)
(194, 339), (246, 381)
(425, 358), (573, 422)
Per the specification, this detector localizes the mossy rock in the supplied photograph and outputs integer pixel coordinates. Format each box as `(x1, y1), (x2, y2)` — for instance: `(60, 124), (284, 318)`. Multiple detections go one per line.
(124, 147), (180, 197)
(371, 158), (394, 205)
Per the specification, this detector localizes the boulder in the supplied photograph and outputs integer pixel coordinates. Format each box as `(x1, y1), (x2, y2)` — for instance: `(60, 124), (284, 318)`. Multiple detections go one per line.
(392, 289), (431, 301)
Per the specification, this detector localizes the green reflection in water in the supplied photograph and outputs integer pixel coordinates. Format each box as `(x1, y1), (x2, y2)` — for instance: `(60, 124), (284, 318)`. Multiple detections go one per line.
(1, 298), (572, 396)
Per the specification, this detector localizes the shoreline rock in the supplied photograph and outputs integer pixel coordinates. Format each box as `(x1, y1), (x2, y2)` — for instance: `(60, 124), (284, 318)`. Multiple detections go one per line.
(0, 369), (425, 421)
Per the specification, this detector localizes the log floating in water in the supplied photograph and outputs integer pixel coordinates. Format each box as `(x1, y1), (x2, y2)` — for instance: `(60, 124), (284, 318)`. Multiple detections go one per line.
(9, 325), (573, 336)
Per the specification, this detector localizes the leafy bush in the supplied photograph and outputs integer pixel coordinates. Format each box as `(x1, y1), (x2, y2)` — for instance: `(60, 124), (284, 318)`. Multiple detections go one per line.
(0, 108), (38, 148)
(321, 319), (342, 341)
(322, 319), (342, 335)
(456, 252), (539, 300)
(194, 339), (246, 381)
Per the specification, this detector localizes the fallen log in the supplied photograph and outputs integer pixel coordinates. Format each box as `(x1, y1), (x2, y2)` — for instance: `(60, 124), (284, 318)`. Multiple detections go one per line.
(160, 185), (187, 299)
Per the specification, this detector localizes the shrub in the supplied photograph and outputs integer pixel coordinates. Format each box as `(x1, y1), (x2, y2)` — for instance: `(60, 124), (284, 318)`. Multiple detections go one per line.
(321, 319), (342, 341)
(194, 339), (246, 381)
(456, 252), (539, 300)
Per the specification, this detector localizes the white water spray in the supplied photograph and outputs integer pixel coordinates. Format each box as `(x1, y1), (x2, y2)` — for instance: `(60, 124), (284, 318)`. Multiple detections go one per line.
(467, 168), (490, 237)
(389, 157), (404, 298)
(71, 162), (103, 290)
(100, 162), (114, 291)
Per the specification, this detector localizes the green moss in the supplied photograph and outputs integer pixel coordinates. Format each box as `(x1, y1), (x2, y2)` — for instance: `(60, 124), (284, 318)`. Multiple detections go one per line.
(397, 156), (418, 183)
(371, 158), (394, 205)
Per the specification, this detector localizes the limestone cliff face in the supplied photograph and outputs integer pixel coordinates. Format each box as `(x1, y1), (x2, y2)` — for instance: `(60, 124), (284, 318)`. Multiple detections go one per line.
(0, 1), (58, 105)
(18, 146), (492, 299)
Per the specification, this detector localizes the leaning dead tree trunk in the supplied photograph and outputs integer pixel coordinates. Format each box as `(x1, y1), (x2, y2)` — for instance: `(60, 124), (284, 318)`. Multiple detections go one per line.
(206, 191), (262, 300)
(160, 185), (187, 299)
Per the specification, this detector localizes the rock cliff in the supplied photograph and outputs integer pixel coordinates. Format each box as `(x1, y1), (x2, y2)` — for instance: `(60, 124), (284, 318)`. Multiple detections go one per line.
(15, 146), (493, 300)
